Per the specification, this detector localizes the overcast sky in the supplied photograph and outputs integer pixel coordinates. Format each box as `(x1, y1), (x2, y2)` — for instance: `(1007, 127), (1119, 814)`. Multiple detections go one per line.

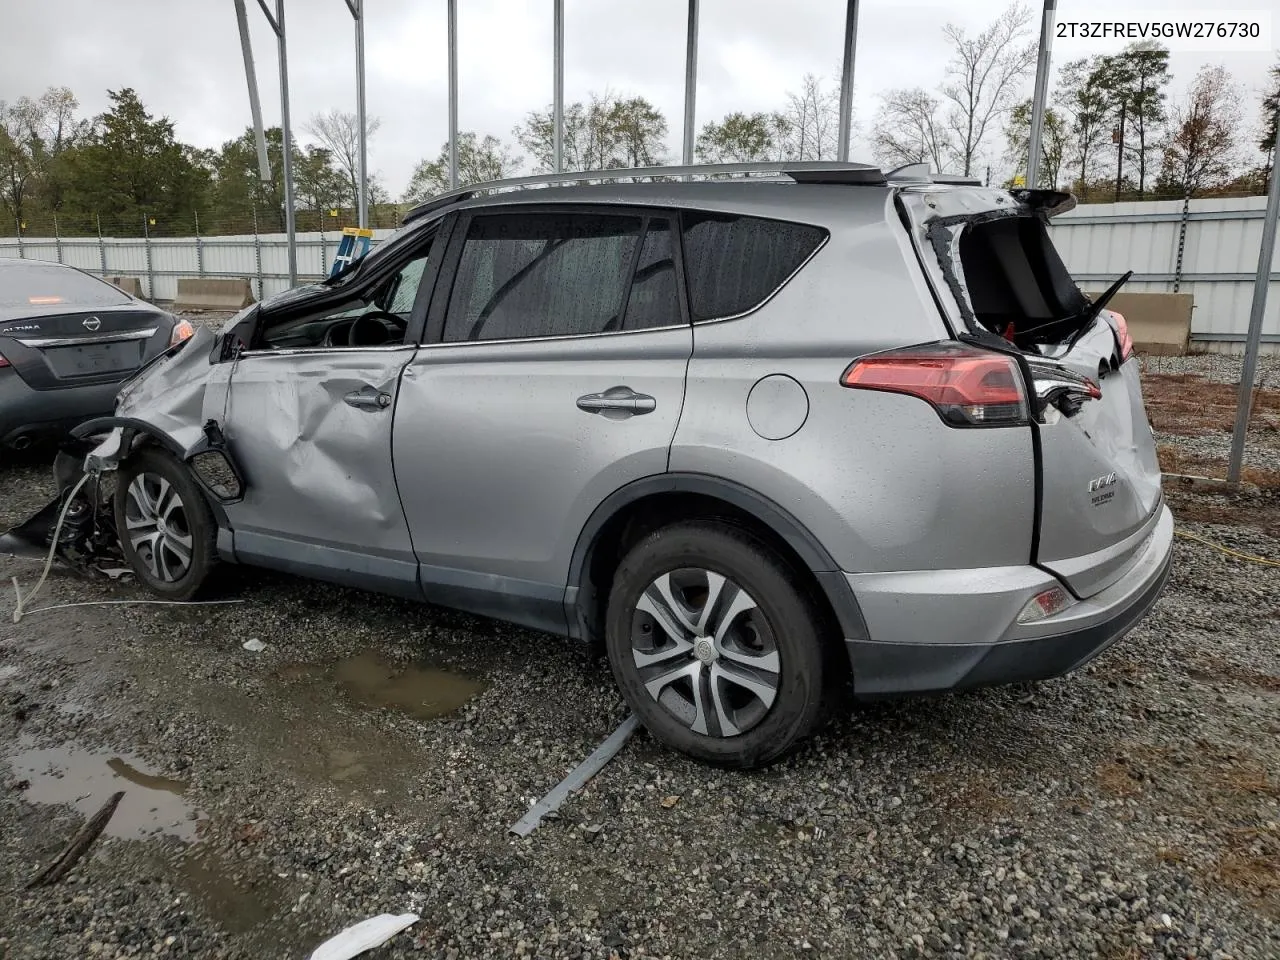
(4, 0), (1277, 195)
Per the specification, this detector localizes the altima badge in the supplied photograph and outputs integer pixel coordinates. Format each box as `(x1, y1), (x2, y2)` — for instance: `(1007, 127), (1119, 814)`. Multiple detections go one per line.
(82, 316), (101, 331)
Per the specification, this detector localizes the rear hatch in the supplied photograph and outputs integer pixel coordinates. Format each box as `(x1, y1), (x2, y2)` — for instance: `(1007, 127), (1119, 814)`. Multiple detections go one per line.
(0, 263), (173, 390)
(898, 185), (1162, 599)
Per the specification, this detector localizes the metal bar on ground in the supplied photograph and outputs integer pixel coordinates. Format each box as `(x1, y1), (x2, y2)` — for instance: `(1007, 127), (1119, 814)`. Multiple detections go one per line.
(1026, 0), (1057, 188)
(448, 0), (459, 189)
(15, 219), (22, 258)
(233, 0), (272, 181)
(53, 215), (62, 263)
(510, 714), (640, 837)
(350, 0), (369, 228)
(553, 0), (564, 174)
(275, 0), (298, 285)
(836, 0), (860, 163)
(1227, 133), (1280, 485)
(681, 0), (699, 168)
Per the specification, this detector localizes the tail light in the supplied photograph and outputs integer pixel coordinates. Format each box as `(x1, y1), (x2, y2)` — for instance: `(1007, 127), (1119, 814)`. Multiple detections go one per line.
(1017, 586), (1075, 623)
(0, 352), (9, 368)
(841, 342), (1029, 427)
(1109, 310), (1134, 361)
(169, 319), (195, 348)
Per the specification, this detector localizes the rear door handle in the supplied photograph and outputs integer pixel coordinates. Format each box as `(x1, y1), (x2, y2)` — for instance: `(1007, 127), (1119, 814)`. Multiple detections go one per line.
(344, 388), (392, 410)
(576, 387), (657, 417)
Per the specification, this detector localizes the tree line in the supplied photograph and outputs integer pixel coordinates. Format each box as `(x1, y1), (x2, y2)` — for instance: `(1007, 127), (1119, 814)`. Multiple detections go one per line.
(0, 88), (395, 238)
(870, 4), (1279, 200)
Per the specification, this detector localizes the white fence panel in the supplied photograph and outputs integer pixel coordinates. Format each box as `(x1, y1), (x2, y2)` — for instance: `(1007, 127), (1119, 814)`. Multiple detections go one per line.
(1051, 195), (1279, 352)
(0, 203), (1273, 348)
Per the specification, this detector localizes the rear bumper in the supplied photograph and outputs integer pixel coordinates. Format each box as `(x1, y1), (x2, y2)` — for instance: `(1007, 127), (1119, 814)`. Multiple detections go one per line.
(845, 505), (1174, 696)
(0, 369), (121, 447)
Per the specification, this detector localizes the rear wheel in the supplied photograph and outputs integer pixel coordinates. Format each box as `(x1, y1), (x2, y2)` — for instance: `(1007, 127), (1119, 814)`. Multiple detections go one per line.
(113, 447), (217, 600)
(605, 521), (833, 768)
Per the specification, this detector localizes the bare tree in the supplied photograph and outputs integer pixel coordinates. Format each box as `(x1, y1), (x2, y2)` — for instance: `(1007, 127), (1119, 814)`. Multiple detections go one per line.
(1158, 65), (1243, 197)
(872, 88), (955, 172)
(305, 109), (381, 211)
(780, 74), (841, 161)
(939, 4), (1037, 177)
(515, 91), (667, 172)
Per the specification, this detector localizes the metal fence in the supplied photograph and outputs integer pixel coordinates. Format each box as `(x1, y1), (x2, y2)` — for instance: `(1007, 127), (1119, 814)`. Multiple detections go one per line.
(0, 196), (1276, 351)
(1051, 195), (1279, 353)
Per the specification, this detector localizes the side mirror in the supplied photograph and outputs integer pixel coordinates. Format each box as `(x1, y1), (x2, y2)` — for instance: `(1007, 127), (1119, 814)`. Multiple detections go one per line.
(184, 420), (246, 503)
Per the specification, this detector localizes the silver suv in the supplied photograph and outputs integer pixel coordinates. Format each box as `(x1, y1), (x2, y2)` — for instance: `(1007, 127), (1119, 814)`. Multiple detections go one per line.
(79, 162), (1172, 768)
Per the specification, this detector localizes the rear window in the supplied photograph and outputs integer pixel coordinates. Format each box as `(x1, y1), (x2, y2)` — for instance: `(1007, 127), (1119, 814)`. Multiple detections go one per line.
(0, 262), (131, 308)
(680, 213), (826, 321)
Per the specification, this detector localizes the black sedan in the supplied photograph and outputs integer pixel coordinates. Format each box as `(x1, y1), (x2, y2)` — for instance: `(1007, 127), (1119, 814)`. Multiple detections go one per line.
(0, 258), (191, 451)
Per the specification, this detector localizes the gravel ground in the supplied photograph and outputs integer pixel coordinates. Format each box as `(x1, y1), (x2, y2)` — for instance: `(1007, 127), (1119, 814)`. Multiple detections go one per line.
(1139, 353), (1280, 477)
(1, 369), (1279, 959)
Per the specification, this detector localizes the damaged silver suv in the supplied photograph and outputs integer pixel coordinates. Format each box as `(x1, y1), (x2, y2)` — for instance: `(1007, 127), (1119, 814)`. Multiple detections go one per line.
(56, 162), (1174, 767)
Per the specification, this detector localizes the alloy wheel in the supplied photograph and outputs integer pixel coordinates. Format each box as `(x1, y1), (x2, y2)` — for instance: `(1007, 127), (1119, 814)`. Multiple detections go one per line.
(123, 472), (193, 583)
(629, 568), (781, 738)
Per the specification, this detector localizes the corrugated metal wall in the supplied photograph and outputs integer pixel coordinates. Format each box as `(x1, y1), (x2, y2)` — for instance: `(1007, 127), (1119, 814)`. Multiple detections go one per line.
(0, 229), (397, 302)
(1050, 196), (1278, 353)
(0, 198), (1275, 351)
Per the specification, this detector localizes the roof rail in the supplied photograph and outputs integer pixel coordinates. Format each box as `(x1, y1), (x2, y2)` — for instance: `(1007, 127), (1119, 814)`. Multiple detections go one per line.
(401, 159), (983, 223)
(403, 161), (887, 222)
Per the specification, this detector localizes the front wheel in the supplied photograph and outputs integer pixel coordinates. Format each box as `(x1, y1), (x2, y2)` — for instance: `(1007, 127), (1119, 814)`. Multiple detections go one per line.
(113, 447), (218, 600)
(605, 521), (834, 768)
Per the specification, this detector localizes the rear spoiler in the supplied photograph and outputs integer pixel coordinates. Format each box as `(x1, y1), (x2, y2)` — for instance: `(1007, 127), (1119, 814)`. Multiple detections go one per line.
(1010, 188), (1077, 218)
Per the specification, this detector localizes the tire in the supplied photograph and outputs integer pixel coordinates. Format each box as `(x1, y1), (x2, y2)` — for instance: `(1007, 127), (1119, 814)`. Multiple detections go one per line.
(113, 446), (218, 600)
(605, 520), (833, 769)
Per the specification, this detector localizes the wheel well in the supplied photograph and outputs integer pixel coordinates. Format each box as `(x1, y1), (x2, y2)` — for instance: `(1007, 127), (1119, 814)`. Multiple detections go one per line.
(575, 491), (842, 651)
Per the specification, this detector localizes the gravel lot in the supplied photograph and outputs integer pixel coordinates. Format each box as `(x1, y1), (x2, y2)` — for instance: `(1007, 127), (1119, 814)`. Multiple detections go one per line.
(1, 360), (1279, 959)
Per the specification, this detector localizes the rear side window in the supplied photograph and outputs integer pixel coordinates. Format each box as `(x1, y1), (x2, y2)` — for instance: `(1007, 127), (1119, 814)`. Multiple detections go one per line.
(680, 213), (826, 321)
(0, 262), (131, 308)
(623, 218), (680, 331)
(444, 212), (641, 342)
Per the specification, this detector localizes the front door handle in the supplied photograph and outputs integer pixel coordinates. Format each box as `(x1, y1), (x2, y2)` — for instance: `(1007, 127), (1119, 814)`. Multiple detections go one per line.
(576, 387), (657, 418)
(344, 388), (392, 411)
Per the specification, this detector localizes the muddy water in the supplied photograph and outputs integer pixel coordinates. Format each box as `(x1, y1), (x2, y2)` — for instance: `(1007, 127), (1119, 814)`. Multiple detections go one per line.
(6, 740), (201, 840)
(291, 651), (488, 722)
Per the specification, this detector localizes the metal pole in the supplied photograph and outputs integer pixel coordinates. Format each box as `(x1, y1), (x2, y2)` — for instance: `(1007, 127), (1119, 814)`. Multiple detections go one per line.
(252, 206), (264, 301)
(836, 0), (860, 163)
(15, 219), (22, 258)
(448, 0), (458, 189)
(194, 210), (204, 277)
(234, 0), (272, 180)
(1227, 135), (1280, 485)
(53, 214), (62, 263)
(96, 214), (106, 276)
(352, 0), (369, 228)
(681, 0), (699, 167)
(553, 0), (564, 173)
(276, 0), (297, 285)
(1026, 0), (1057, 188)
(143, 215), (155, 301)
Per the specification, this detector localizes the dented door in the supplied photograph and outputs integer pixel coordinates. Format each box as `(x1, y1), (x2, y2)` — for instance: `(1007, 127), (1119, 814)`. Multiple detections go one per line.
(219, 346), (419, 596)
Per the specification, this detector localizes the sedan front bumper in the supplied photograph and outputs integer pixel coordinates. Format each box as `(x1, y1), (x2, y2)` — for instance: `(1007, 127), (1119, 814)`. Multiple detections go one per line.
(844, 505), (1174, 697)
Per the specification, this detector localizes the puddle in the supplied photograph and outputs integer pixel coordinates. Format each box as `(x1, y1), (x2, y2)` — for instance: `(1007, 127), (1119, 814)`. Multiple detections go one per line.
(7, 740), (201, 840)
(171, 848), (287, 936)
(289, 651), (487, 722)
